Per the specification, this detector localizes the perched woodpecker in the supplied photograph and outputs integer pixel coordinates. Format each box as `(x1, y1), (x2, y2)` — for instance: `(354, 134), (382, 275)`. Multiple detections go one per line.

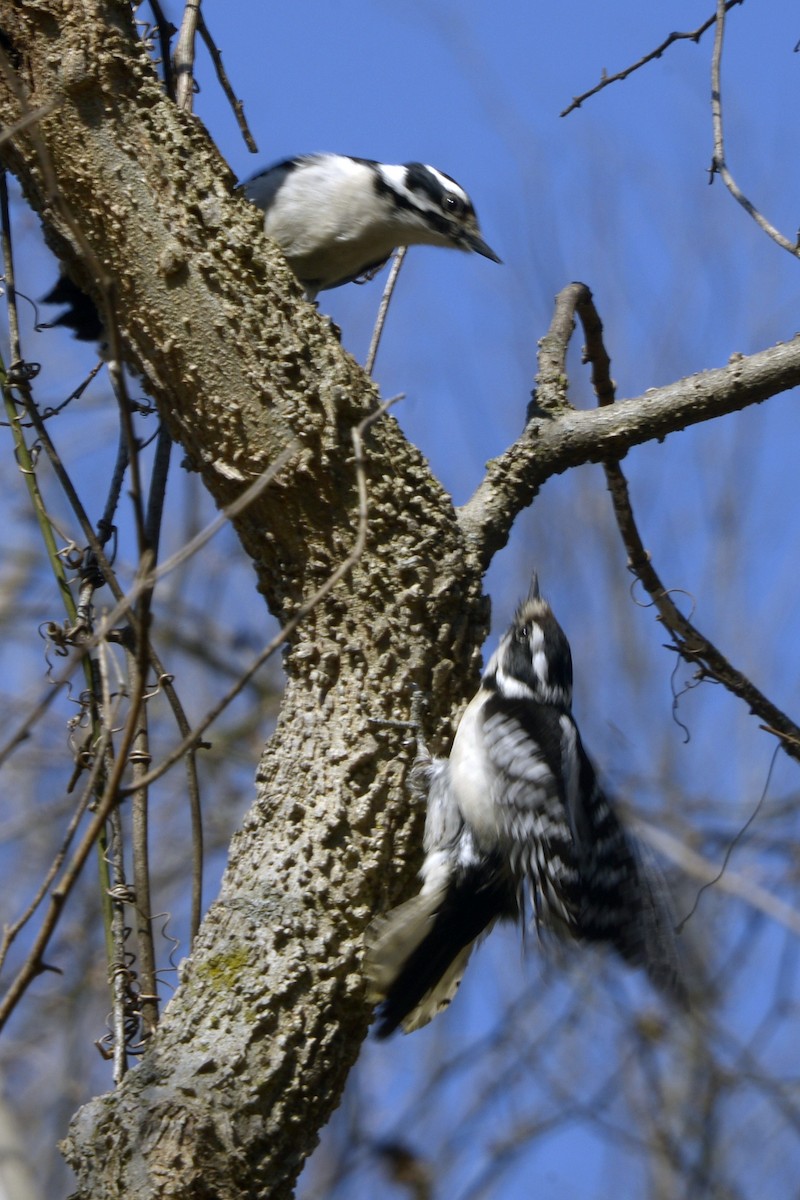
(44, 153), (500, 337)
(242, 153), (501, 300)
(366, 576), (684, 1037)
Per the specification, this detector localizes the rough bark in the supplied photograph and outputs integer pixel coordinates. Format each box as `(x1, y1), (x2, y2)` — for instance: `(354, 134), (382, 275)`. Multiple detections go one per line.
(0, 3), (798, 1198)
(0, 4), (490, 1196)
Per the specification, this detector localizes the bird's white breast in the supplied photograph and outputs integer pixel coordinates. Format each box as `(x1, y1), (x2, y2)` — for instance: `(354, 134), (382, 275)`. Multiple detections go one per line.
(448, 690), (503, 846)
(262, 157), (398, 284)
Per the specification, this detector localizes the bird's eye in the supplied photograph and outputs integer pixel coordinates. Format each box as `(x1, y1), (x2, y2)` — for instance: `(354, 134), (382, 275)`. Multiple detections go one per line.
(516, 625), (529, 642)
(443, 193), (465, 216)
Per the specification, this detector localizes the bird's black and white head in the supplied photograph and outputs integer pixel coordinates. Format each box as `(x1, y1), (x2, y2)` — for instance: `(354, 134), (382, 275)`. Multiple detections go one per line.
(484, 575), (573, 708)
(373, 162), (500, 262)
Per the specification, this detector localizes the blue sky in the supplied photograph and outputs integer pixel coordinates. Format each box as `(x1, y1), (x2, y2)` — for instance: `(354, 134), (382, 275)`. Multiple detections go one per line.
(5, 3), (800, 1196)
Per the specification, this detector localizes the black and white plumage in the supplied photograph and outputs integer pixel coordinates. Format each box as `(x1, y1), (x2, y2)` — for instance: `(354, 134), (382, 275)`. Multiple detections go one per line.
(366, 576), (684, 1037)
(242, 153), (500, 300)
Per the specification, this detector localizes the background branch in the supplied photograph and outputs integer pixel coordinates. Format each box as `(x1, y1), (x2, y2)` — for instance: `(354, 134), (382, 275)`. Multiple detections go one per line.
(523, 284), (800, 763)
(459, 288), (800, 567)
(709, 0), (800, 257)
(560, 0), (745, 117)
(563, 288), (800, 763)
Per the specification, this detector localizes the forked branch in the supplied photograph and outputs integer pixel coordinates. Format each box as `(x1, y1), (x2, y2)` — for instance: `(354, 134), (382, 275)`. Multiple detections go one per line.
(573, 285), (800, 764)
(459, 286), (800, 568)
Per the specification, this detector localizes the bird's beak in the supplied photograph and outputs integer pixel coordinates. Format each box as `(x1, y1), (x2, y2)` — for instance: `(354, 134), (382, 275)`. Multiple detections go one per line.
(465, 231), (502, 263)
(527, 573), (541, 602)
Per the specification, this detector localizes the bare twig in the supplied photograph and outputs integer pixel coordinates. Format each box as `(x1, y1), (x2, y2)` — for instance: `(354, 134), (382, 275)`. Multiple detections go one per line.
(0, 440), (301, 767)
(128, 645), (160, 1042)
(0, 98), (59, 146)
(636, 817), (800, 939)
(602, 460), (800, 763)
(107, 363), (147, 570)
(146, 0), (177, 98)
(173, 0), (201, 112)
(99, 426), (130, 552)
(99, 358), (155, 1063)
(0, 720), (114, 973)
(105, 765), (131, 1082)
(560, 0), (745, 117)
(198, 12), (258, 153)
(185, 699), (203, 942)
(365, 247), (407, 376)
(0, 658), (146, 1033)
(677, 745), (778, 929)
(458, 285), (800, 568)
(144, 423), (173, 566)
(709, 0), (799, 256)
(556, 285), (800, 765)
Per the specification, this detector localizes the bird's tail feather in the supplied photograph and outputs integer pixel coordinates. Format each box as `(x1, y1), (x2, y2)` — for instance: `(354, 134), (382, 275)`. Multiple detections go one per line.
(628, 838), (688, 1006)
(366, 869), (513, 1037)
(581, 830), (687, 1006)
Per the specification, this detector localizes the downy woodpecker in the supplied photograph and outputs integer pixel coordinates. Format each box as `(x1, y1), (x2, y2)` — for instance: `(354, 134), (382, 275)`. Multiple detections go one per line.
(44, 154), (500, 337)
(366, 576), (684, 1037)
(242, 153), (500, 299)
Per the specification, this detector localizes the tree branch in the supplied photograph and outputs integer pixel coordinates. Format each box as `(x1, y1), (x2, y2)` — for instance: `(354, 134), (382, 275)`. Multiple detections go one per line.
(709, 0), (800, 257)
(459, 285), (800, 568)
(576, 286), (800, 765)
(465, 283), (800, 761)
(602, 456), (800, 763)
(560, 0), (745, 117)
